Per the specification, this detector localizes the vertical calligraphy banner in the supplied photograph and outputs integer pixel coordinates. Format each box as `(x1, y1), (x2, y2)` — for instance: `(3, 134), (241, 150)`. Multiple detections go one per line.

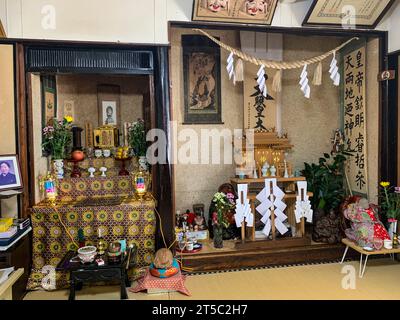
(343, 46), (368, 196)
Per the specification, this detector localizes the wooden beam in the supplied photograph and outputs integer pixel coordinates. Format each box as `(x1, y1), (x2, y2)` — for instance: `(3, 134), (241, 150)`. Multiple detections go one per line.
(0, 20), (6, 38)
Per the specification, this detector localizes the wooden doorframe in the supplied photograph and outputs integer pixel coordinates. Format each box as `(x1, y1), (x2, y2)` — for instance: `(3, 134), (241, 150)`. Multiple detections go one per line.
(388, 51), (399, 186)
(1, 39), (175, 239)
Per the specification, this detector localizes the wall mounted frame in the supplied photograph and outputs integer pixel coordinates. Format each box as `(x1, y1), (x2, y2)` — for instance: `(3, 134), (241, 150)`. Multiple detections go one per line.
(302, 0), (395, 29)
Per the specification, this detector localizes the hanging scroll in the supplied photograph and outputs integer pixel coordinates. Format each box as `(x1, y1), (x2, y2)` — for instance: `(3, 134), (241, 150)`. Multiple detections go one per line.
(343, 46), (368, 195)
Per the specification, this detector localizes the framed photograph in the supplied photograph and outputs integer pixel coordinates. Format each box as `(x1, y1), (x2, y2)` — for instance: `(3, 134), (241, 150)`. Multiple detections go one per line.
(102, 101), (117, 126)
(63, 100), (75, 120)
(192, 0), (278, 25)
(0, 155), (23, 191)
(182, 35), (222, 124)
(303, 0), (395, 29)
(41, 75), (57, 128)
(97, 85), (121, 128)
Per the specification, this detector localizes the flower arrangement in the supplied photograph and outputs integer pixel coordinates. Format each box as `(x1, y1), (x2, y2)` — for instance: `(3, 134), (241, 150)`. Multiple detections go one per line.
(379, 182), (400, 222)
(128, 119), (146, 157)
(42, 116), (73, 160)
(211, 192), (235, 228)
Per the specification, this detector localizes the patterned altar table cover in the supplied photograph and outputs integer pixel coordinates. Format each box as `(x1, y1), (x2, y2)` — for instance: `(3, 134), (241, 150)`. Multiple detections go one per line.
(27, 198), (156, 290)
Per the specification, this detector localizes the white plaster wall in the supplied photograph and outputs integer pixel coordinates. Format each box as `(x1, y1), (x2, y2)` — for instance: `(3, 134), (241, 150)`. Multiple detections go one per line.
(2, 0), (399, 51)
(0, 0), (314, 44)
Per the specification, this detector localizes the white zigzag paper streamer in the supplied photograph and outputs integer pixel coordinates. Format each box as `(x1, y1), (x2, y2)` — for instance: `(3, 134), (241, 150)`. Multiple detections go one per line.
(256, 65), (267, 97)
(226, 52), (236, 84)
(294, 181), (313, 224)
(329, 52), (340, 86)
(234, 184), (254, 228)
(299, 64), (311, 99)
(256, 179), (288, 236)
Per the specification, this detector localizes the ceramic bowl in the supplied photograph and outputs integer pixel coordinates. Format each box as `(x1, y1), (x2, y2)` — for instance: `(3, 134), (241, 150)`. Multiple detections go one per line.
(78, 246), (97, 263)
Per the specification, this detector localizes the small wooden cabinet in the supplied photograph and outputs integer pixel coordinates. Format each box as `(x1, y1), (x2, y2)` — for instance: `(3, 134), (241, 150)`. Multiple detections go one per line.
(0, 234), (31, 300)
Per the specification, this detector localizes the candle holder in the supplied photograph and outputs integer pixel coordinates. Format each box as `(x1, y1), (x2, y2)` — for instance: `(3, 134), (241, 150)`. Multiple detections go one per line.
(115, 157), (132, 176)
(67, 159), (84, 178)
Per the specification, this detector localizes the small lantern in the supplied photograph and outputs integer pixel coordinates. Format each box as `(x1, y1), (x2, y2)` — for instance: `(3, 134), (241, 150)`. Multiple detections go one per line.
(133, 170), (151, 200)
(39, 173), (57, 205)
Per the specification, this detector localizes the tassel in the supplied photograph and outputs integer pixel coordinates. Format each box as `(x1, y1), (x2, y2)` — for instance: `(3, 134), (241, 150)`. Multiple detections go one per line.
(272, 70), (282, 92)
(235, 58), (244, 82)
(312, 62), (323, 86)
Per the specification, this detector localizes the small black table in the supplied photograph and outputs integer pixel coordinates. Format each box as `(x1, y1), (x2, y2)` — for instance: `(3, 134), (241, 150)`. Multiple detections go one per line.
(56, 247), (136, 300)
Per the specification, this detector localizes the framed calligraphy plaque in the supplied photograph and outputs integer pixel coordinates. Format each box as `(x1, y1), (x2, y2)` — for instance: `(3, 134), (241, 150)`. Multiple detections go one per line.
(303, 0), (395, 29)
(342, 44), (368, 196)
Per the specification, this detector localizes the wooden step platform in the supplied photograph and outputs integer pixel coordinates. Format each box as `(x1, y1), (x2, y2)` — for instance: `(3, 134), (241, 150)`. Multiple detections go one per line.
(177, 240), (358, 273)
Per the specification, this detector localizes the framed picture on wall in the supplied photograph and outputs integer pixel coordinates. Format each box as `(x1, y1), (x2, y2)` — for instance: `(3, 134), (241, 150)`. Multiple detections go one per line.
(0, 155), (23, 191)
(63, 100), (75, 120)
(97, 85), (121, 127)
(41, 75), (57, 128)
(182, 35), (222, 124)
(302, 0), (395, 29)
(192, 0), (278, 25)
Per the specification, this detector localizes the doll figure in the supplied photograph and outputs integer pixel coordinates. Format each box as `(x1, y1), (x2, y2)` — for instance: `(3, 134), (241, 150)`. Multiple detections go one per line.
(194, 211), (207, 231)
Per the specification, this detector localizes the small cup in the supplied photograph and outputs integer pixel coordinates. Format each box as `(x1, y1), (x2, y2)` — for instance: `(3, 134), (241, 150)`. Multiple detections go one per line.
(186, 241), (194, 251)
(94, 149), (102, 158)
(384, 239), (393, 250)
(103, 149), (111, 158)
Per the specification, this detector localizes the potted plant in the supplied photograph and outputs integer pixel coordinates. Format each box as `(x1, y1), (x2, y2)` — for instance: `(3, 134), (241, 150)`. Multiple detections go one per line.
(128, 119), (147, 170)
(303, 151), (351, 243)
(210, 192), (235, 248)
(379, 182), (400, 239)
(42, 116), (73, 179)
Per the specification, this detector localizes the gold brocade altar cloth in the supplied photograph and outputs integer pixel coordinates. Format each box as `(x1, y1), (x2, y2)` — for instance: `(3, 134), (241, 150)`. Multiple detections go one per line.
(27, 197), (156, 290)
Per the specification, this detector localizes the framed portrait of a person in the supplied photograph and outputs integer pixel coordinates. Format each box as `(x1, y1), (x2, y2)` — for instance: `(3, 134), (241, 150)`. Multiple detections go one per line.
(97, 85), (121, 127)
(102, 101), (117, 126)
(182, 35), (222, 124)
(0, 155), (23, 191)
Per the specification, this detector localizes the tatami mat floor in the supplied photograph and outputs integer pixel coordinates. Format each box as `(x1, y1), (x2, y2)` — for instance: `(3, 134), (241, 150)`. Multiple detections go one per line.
(24, 259), (400, 300)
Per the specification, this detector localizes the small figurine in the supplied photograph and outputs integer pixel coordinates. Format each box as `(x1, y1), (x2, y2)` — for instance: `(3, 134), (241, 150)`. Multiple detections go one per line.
(194, 211), (207, 231)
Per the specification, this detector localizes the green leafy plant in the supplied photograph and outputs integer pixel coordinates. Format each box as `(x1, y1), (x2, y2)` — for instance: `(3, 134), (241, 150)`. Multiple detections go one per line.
(128, 119), (146, 157)
(303, 152), (351, 212)
(41, 116), (73, 160)
(379, 182), (400, 222)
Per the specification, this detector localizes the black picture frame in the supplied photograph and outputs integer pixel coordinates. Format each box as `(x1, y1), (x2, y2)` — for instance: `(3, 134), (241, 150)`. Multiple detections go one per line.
(182, 35), (223, 125)
(302, 0), (395, 29)
(0, 155), (23, 192)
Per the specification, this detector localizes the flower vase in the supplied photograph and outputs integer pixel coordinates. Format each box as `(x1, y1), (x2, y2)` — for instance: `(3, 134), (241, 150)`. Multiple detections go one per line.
(53, 159), (64, 179)
(138, 156), (148, 171)
(213, 225), (224, 249)
(388, 220), (398, 240)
